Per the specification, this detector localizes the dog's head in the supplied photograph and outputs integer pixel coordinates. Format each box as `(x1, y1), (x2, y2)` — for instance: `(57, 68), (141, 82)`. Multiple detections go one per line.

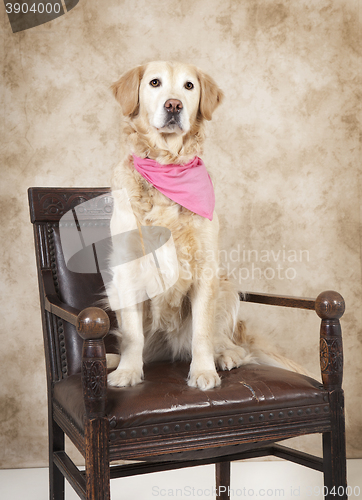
(111, 61), (223, 161)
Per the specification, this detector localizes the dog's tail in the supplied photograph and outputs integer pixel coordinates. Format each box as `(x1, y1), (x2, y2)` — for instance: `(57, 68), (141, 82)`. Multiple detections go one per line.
(233, 320), (315, 378)
(253, 349), (313, 377)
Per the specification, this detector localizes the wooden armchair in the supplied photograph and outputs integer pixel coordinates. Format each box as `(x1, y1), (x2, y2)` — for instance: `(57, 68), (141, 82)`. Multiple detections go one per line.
(28, 187), (347, 500)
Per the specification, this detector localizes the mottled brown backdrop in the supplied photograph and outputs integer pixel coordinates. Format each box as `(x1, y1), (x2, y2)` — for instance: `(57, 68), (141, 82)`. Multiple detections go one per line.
(0, 0), (361, 467)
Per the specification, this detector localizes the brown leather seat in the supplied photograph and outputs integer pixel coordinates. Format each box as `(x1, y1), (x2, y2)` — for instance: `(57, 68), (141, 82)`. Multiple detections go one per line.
(55, 363), (325, 437)
(28, 187), (347, 500)
(54, 362), (329, 461)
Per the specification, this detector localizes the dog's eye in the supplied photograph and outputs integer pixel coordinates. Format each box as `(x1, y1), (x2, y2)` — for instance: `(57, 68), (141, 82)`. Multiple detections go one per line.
(150, 79), (161, 88)
(184, 81), (194, 90)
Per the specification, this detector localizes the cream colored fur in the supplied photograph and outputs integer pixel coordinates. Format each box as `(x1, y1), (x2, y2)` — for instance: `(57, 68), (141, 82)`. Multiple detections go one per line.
(107, 61), (307, 391)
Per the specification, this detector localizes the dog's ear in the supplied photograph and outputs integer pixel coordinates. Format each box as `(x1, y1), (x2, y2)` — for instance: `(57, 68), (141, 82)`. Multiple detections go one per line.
(197, 70), (224, 121)
(111, 65), (146, 117)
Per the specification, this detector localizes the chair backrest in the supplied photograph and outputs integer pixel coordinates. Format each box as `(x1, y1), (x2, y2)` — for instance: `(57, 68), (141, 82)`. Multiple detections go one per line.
(28, 187), (118, 383)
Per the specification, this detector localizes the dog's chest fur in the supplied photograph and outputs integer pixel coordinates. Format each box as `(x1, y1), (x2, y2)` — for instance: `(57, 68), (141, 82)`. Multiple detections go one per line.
(112, 156), (217, 338)
(113, 156), (210, 269)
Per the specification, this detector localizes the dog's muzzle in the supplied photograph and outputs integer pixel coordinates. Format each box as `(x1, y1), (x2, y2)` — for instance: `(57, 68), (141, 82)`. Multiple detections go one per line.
(163, 99), (183, 129)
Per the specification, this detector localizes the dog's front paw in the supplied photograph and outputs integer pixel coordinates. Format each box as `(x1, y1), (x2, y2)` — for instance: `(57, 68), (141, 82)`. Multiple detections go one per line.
(107, 368), (143, 387)
(216, 346), (254, 371)
(188, 369), (221, 391)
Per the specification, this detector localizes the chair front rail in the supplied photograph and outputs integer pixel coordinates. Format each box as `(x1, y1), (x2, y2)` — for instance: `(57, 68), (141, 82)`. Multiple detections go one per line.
(108, 443), (323, 477)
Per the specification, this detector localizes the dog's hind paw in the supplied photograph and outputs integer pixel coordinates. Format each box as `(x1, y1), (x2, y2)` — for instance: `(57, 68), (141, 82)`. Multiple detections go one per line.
(188, 369), (221, 391)
(107, 368), (143, 387)
(216, 346), (252, 371)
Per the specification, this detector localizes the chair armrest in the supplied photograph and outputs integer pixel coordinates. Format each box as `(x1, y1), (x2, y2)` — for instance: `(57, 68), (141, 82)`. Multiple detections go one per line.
(42, 269), (80, 325)
(239, 291), (315, 310)
(42, 269), (110, 336)
(44, 293), (80, 326)
(239, 290), (345, 320)
(240, 289), (345, 391)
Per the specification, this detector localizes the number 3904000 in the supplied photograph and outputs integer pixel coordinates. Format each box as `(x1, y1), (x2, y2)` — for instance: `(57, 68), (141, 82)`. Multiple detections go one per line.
(307, 485), (360, 497)
(6, 3), (62, 14)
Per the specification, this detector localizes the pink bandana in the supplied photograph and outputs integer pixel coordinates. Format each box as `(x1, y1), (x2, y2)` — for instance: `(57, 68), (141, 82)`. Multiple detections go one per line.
(132, 154), (215, 220)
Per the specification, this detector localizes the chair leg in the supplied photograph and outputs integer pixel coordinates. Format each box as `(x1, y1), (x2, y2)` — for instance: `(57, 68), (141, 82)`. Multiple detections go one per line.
(323, 390), (347, 500)
(50, 416), (65, 500)
(85, 418), (110, 500)
(215, 461), (230, 500)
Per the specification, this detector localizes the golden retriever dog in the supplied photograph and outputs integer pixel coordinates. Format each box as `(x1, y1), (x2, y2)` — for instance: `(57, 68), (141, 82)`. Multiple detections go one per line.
(106, 61), (302, 390)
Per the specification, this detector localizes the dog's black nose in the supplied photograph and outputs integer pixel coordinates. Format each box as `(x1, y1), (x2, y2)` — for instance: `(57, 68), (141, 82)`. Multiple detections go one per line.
(164, 99), (183, 113)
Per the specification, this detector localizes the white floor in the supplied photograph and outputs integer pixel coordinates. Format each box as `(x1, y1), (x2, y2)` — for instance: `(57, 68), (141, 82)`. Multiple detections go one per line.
(0, 460), (361, 499)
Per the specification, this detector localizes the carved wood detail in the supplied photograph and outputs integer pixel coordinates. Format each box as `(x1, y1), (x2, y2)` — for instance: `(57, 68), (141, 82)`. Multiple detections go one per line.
(82, 359), (107, 400)
(319, 337), (343, 375)
(29, 188), (112, 223)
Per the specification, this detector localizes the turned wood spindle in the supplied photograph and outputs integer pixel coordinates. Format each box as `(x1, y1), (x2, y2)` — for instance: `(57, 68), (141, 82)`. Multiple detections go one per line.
(76, 307), (110, 419)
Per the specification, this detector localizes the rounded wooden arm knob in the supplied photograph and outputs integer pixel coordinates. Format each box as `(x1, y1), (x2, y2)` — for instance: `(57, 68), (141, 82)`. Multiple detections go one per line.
(76, 307), (110, 340)
(315, 291), (345, 320)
